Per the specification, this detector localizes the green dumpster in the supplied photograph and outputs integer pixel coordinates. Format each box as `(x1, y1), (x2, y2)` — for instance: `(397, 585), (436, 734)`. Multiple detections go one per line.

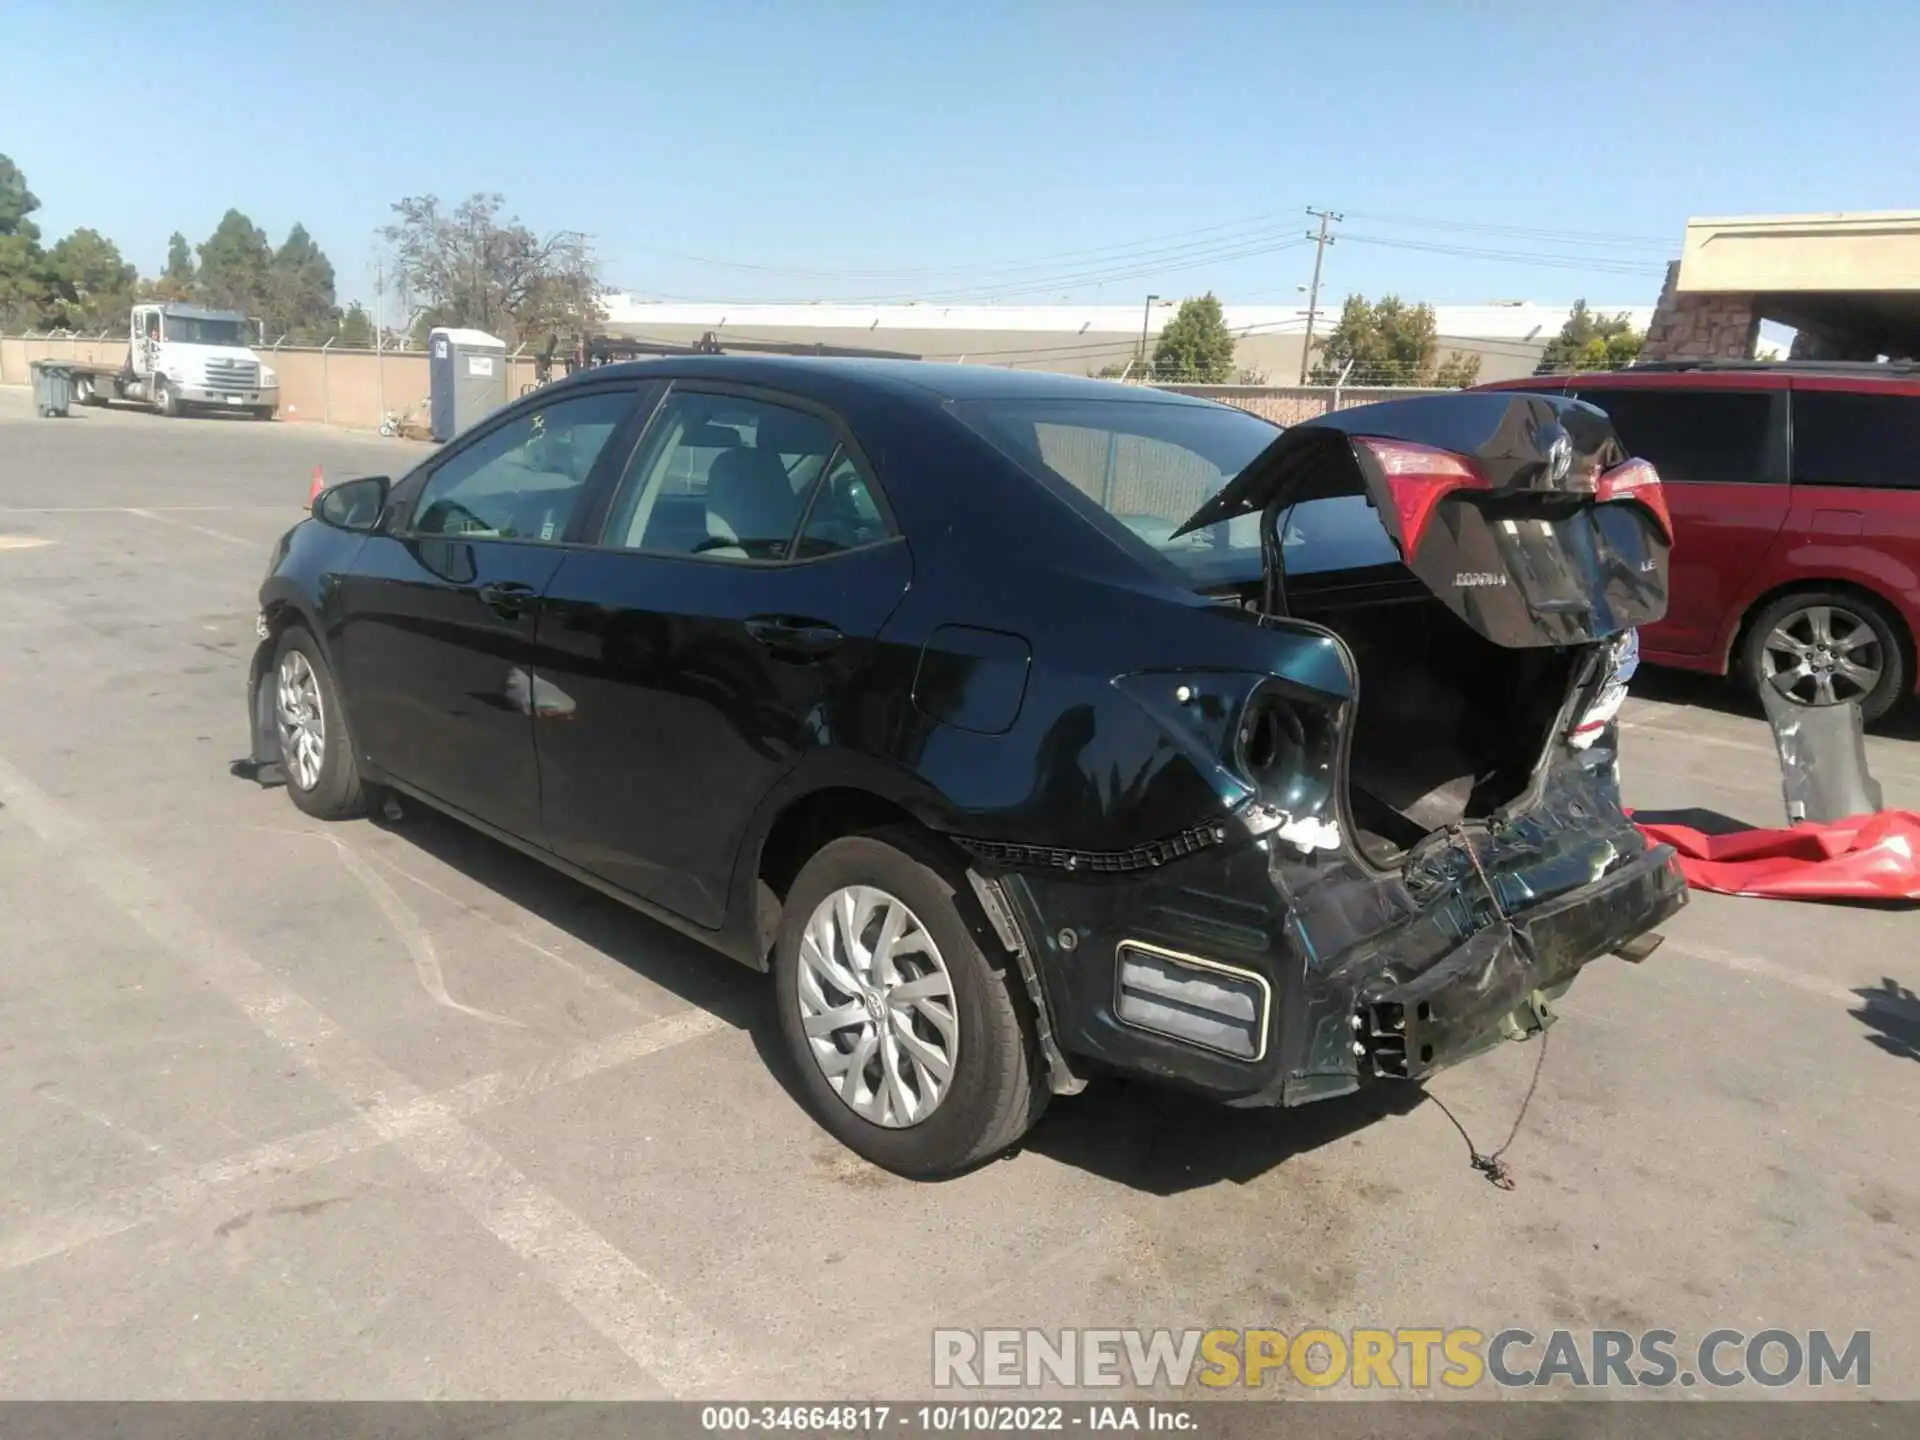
(30, 360), (74, 418)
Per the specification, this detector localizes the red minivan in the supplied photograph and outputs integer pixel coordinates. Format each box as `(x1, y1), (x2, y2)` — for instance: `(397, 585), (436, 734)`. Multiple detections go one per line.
(1482, 361), (1920, 722)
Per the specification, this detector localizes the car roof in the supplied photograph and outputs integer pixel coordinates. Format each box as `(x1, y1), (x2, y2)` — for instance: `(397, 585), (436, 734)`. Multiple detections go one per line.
(538, 355), (1221, 409)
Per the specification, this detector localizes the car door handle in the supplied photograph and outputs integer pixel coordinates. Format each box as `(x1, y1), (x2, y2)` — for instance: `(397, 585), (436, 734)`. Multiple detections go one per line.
(744, 616), (842, 657)
(477, 580), (538, 619)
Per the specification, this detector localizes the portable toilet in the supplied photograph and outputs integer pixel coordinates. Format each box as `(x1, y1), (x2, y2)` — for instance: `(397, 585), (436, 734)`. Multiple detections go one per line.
(428, 327), (509, 441)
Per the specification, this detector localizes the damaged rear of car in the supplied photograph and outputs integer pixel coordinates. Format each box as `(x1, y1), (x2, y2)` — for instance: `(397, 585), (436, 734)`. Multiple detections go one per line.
(240, 358), (1683, 1180)
(944, 387), (1685, 1116)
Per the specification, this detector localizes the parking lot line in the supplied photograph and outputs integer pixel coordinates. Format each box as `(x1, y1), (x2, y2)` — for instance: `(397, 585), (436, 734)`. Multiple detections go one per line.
(121, 506), (258, 548)
(0, 505), (296, 514)
(0, 751), (743, 1397)
(1662, 934), (1863, 1006)
(0, 1008), (729, 1275)
(1623, 712), (1920, 784)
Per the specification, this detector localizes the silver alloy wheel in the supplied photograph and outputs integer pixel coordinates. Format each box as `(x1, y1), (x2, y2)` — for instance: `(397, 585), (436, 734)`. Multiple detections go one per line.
(1760, 603), (1885, 707)
(797, 885), (959, 1129)
(275, 650), (327, 791)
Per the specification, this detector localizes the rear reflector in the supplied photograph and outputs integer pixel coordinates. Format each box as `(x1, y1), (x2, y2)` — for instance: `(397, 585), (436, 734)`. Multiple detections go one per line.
(1594, 457), (1671, 540)
(1354, 437), (1491, 556)
(1114, 941), (1270, 1061)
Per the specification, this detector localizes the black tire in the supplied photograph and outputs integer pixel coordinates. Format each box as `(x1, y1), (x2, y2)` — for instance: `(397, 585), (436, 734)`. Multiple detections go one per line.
(252, 407), (276, 422)
(1741, 589), (1910, 725)
(272, 626), (371, 820)
(152, 377), (178, 418)
(773, 828), (1048, 1179)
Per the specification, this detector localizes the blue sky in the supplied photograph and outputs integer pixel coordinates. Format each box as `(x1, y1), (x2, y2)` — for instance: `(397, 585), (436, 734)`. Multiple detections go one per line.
(2, 0), (1912, 318)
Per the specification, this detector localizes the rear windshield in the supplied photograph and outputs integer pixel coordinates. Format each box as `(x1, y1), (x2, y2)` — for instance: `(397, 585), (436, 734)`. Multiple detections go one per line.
(951, 395), (1397, 587)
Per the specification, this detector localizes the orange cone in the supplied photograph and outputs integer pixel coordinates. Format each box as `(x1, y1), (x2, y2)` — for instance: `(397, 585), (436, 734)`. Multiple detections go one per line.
(309, 464), (324, 502)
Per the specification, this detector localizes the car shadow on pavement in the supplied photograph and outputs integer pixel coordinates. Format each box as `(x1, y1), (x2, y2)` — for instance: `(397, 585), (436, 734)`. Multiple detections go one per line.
(1851, 978), (1920, 1062)
(1626, 805), (1760, 836)
(1019, 1076), (1426, 1195)
(369, 802), (1445, 1193)
(370, 804), (771, 1038)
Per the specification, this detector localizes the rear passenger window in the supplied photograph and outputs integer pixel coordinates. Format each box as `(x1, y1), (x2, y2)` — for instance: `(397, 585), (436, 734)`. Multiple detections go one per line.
(1791, 391), (1920, 490)
(1571, 389), (1776, 483)
(604, 392), (843, 560)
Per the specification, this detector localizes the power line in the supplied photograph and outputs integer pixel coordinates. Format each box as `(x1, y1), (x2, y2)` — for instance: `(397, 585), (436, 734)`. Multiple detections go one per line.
(1339, 232), (1670, 276)
(620, 208), (1306, 283)
(1341, 209), (1674, 251)
(841, 235), (1316, 305)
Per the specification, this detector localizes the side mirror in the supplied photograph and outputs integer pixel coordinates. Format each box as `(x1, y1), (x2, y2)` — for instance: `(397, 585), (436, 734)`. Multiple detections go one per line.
(314, 475), (391, 532)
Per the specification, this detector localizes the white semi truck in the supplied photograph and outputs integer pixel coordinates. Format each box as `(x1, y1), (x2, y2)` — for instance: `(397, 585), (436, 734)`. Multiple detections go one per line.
(65, 302), (281, 420)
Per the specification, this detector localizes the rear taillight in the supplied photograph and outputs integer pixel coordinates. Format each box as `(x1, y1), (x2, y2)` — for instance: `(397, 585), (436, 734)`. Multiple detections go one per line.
(1353, 438), (1490, 556)
(1594, 457), (1671, 540)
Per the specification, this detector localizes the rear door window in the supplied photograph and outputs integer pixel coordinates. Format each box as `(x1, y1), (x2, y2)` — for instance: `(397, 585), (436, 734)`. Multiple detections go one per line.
(1790, 390), (1920, 490)
(1570, 387), (1778, 483)
(602, 390), (845, 560)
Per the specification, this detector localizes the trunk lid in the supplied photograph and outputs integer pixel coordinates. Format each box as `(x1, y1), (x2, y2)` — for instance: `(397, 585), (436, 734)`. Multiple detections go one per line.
(1172, 391), (1671, 647)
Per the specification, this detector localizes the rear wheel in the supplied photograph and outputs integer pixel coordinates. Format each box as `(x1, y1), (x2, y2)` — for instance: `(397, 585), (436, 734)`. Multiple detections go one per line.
(772, 829), (1047, 1178)
(1742, 590), (1909, 724)
(273, 627), (370, 820)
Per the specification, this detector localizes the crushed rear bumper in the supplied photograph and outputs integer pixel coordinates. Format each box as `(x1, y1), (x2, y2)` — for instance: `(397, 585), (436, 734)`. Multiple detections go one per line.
(982, 758), (1687, 1106)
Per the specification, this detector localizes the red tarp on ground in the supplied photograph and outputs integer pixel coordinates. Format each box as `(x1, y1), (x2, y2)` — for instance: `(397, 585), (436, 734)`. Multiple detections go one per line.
(1631, 811), (1920, 902)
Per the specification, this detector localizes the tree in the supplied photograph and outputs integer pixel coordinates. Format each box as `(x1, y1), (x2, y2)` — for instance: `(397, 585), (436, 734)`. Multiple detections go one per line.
(1149, 292), (1237, 382)
(149, 231), (197, 300)
(1308, 294), (1480, 387)
(38, 228), (136, 331)
(1535, 299), (1643, 374)
(0, 153), (45, 330)
(0, 154), (39, 238)
(195, 209), (272, 316)
(265, 223), (339, 341)
(381, 192), (603, 347)
(337, 301), (374, 347)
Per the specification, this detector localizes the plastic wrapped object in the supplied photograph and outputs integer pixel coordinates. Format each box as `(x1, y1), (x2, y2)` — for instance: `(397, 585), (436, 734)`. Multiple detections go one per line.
(1633, 810), (1920, 902)
(1758, 686), (1883, 826)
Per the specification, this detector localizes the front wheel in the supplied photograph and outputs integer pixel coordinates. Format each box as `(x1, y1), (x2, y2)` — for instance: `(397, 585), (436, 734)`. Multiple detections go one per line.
(1742, 591), (1910, 725)
(273, 627), (371, 820)
(772, 829), (1048, 1179)
(152, 377), (178, 418)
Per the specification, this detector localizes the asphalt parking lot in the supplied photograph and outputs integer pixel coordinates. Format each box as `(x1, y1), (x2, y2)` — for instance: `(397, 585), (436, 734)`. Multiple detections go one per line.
(2, 384), (1917, 1403)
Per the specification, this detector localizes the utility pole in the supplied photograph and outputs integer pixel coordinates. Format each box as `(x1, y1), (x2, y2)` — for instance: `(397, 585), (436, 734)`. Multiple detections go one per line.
(1139, 293), (1160, 377)
(1297, 207), (1342, 385)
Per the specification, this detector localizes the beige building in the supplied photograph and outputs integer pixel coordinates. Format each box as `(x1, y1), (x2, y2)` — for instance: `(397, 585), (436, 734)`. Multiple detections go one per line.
(1641, 209), (1920, 362)
(595, 298), (1654, 383)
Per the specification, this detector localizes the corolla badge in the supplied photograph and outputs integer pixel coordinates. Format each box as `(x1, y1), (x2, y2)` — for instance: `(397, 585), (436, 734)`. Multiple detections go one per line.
(1545, 430), (1574, 484)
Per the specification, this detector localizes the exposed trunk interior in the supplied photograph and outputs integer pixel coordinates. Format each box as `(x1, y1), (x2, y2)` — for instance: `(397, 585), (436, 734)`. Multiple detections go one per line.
(1288, 579), (1587, 869)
